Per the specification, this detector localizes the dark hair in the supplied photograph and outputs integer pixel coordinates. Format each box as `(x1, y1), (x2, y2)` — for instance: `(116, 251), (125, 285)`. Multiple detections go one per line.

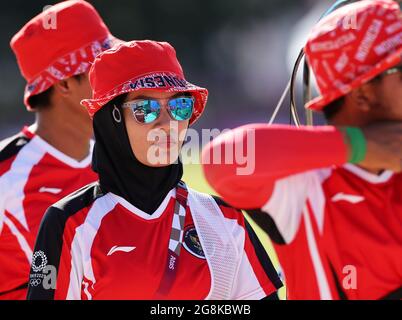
(28, 86), (54, 110)
(28, 73), (84, 110)
(322, 96), (345, 121)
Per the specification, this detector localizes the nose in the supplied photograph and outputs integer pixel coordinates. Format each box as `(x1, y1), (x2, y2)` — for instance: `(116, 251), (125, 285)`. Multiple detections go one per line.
(152, 101), (175, 131)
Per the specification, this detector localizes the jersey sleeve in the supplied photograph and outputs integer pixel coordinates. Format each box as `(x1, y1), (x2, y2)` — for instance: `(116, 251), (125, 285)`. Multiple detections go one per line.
(214, 199), (283, 300)
(26, 206), (83, 300)
(202, 124), (348, 210)
(0, 132), (30, 235)
(27, 183), (102, 300)
(250, 168), (331, 244)
(230, 218), (283, 300)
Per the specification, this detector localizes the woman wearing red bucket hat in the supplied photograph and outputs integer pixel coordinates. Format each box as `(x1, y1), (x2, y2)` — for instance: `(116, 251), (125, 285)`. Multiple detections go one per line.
(27, 40), (282, 300)
(202, 0), (402, 299)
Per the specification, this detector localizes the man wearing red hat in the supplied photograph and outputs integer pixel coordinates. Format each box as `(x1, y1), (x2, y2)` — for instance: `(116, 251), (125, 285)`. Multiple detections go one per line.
(202, 0), (402, 299)
(0, 0), (114, 299)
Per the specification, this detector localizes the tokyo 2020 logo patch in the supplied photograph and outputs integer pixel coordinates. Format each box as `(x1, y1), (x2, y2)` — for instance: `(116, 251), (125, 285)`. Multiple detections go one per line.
(30, 250), (50, 287)
(31, 250), (48, 272)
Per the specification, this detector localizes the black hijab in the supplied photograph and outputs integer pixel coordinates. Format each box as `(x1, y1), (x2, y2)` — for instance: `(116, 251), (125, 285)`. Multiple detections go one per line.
(92, 95), (183, 214)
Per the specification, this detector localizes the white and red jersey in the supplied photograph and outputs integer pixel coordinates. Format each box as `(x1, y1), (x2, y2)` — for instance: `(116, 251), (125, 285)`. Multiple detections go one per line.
(0, 127), (97, 300)
(26, 182), (282, 300)
(202, 124), (402, 300)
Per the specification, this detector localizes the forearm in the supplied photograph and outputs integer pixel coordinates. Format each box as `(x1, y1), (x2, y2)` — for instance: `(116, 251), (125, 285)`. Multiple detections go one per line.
(201, 124), (349, 208)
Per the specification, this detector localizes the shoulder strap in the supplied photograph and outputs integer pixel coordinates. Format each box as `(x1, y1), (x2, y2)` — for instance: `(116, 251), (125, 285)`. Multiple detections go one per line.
(187, 187), (240, 300)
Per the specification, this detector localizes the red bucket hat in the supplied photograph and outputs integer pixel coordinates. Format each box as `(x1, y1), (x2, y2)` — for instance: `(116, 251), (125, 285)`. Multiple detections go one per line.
(305, 0), (402, 111)
(81, 40), (208, 125)
(10, 0), (115, 110)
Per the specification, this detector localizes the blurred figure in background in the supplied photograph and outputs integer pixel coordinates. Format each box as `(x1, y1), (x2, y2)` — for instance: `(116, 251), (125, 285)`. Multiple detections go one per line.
(202, 0), (402, 299)
(0, 0), (115, 299)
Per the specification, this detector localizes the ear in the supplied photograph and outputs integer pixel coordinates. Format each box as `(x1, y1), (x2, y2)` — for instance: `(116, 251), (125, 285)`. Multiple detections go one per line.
(52, 78), (73, 97)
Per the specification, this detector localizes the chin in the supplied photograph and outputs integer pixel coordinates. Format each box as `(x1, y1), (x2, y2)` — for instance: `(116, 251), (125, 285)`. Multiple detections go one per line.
(146, 161), (177, 168)
(143, 143), (182, 167)
(140, 156), (180, 167)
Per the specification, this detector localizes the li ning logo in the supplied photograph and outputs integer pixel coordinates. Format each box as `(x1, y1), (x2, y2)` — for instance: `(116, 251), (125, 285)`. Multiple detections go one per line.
(30, 250), (57, 290)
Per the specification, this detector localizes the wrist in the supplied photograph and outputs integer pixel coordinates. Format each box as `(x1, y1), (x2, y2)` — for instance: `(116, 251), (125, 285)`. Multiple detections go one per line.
(339, 127), (367, 164)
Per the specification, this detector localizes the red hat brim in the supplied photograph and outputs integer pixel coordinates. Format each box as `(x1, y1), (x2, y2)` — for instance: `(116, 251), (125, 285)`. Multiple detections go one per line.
(81, 72), (208, 125)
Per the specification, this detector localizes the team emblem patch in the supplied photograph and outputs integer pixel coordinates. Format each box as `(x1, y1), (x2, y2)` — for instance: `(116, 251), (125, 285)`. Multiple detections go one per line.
(183, 225), (205, 259)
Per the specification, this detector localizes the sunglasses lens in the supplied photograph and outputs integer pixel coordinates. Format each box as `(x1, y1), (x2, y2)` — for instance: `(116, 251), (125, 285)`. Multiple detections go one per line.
(168, 97), (194, 121)
(132, 100), (160, 124)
